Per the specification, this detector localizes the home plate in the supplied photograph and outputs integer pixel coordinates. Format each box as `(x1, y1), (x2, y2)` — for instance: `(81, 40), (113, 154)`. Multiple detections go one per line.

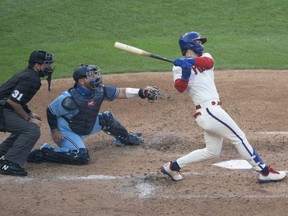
(213, 160), (252, 170)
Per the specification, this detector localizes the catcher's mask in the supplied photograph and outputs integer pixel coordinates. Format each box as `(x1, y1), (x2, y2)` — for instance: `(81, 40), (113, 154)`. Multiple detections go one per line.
(28, 50), (55, 90)
(179, 32), (207, 56)
(73, 64), (102, 91)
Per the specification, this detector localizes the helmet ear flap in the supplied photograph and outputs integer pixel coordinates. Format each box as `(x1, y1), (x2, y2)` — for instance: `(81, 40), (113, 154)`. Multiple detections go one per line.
(190, 41), (204, 56)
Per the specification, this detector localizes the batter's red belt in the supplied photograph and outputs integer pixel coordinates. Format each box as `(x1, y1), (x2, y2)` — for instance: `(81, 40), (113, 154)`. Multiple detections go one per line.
(193, 112), (201, 118)
(194, 101), (222, 119)
(195, 101), (222, 110)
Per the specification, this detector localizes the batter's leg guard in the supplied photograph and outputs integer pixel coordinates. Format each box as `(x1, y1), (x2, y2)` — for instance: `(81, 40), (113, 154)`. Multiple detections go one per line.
(249, 148), (266, 172)
(99, 111), (143, 146)
(27, 144), (90, 165)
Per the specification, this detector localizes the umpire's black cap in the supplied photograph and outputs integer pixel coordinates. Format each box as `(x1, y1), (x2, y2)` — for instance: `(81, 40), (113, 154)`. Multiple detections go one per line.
(28, 50), (54, 65)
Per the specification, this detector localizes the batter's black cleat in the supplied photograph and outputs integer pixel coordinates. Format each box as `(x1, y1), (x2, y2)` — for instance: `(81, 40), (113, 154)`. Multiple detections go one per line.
(0, 160), (28, 176)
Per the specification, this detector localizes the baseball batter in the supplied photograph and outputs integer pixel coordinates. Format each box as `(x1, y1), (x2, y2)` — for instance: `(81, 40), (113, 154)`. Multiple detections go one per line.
(160, 31), (286, 183)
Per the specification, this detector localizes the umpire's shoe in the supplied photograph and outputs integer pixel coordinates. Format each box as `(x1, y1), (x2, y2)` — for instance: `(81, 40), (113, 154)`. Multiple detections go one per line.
(0, 150), (6, 158)
(0, 157), (27, 176)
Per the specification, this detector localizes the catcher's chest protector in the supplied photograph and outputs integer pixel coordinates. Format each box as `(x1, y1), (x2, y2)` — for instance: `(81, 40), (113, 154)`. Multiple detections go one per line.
(65, 88), (104, 135)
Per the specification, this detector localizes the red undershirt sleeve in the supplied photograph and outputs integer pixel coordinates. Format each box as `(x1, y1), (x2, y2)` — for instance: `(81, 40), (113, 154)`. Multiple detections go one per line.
(174, 79), (188, 93)
(174, 56), (214, 93)
(194, 57), (214, 69)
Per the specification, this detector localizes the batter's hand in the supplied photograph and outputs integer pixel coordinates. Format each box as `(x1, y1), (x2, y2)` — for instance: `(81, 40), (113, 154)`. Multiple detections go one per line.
(173, 58), (192, 69)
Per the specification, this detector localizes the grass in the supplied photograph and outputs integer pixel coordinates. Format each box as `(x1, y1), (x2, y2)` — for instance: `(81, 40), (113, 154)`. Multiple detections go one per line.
(0, 0), (288, 83)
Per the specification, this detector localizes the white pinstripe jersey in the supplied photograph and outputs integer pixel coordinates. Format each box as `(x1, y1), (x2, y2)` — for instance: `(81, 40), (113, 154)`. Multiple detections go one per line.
(172, 53), (220, 106)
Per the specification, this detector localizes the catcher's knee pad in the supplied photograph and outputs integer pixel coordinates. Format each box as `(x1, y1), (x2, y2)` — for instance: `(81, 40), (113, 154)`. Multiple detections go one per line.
(98, 111), (128, 139)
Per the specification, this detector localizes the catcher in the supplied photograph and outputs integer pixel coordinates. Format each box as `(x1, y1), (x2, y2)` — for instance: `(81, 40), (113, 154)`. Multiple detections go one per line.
(27, 64), (164, 165)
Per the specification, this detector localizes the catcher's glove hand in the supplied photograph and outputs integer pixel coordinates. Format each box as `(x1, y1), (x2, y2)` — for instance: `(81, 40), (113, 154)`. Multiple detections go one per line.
(139, 86), (166, 102)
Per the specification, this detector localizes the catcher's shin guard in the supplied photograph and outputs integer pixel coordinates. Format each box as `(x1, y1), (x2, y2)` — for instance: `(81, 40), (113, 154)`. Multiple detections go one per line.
(27, 147), (90, 165)
(99, 111), (127, 141)
(99, 111), (143, 146)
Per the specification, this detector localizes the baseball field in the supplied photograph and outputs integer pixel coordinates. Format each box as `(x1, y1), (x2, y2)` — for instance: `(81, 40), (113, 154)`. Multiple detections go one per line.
(1, 71), (288, 215)
(1, 1), (288, 216)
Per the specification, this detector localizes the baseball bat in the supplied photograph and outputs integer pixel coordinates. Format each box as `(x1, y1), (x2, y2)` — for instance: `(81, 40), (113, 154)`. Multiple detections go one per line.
(114, 42), (173, 64)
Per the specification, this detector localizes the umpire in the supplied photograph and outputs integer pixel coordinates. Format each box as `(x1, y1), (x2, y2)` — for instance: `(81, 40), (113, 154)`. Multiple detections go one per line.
(0, 50), (55, 176)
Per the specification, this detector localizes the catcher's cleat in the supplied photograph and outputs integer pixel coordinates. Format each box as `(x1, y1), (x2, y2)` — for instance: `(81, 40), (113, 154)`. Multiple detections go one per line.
(160, 161), (183, 181)
(0, 160), (27, 176)
(114, 132), (143, 147)
(257, 166), (286, 183)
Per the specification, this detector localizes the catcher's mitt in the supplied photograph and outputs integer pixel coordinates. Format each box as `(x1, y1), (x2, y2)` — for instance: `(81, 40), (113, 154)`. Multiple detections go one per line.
(141, 86), (166, 102)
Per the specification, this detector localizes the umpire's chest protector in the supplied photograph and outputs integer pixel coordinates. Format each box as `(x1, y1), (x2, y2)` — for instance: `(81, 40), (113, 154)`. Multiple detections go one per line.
(68, 88), (104, 135)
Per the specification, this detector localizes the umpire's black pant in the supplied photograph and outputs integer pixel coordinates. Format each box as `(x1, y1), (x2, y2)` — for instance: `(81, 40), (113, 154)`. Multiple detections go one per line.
(0, 108), (40, 166)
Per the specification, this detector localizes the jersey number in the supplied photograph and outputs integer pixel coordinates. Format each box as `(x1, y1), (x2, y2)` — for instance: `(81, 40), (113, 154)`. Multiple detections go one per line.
(12, 90), (23, 101)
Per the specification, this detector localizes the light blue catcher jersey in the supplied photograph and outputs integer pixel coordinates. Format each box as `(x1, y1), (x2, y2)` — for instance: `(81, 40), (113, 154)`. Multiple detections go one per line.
(48, 85), (120, 119)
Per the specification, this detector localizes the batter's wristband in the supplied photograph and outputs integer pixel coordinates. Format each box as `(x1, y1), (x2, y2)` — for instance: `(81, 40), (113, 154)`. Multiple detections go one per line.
(138, 89), (146, 99)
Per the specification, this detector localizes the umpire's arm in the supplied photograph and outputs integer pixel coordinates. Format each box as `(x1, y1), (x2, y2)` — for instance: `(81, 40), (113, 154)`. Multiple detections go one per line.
(7, 99), (30, 121)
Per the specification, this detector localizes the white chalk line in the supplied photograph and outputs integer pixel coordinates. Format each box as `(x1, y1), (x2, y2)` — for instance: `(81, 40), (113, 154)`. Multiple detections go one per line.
(1, 169), (287, 184)
(0, 171), (250, 184)
(256, 131), (288, 135)
(1, 172), (288, 199)
(0, 174), (125, 184)
(160, 194), (288, 199)
(136, 182), (156, 198)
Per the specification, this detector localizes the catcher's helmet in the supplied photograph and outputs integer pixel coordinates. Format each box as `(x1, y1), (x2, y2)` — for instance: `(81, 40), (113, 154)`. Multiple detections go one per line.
(29, 50), (54, 65)
(179, 32), (207, 56)
(73, 64), (102, 90)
